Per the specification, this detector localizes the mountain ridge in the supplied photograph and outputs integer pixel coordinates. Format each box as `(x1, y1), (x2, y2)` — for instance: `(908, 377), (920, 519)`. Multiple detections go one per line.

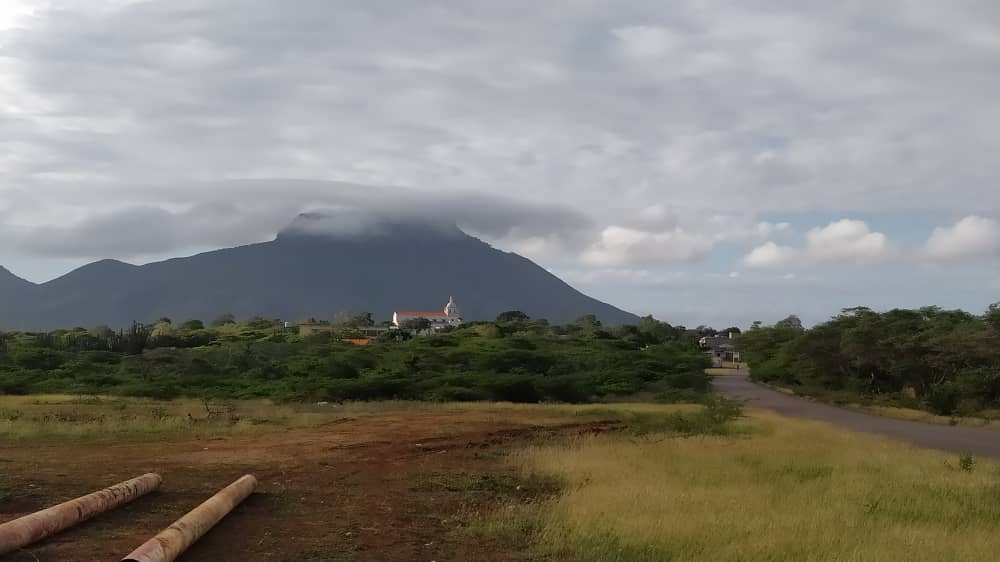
(0, 218), (639, 330)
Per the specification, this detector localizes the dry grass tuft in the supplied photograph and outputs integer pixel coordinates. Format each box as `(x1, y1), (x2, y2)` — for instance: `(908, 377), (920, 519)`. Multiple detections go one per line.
(494, 408), (1000, 562)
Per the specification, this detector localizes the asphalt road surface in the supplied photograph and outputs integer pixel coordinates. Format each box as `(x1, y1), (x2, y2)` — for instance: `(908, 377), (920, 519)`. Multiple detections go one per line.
(713, 374), (1000, 459)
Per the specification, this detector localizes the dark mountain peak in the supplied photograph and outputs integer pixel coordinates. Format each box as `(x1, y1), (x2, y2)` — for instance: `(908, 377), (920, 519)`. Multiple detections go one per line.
(44, 259), (139, 287)
(1, 214), (638, 330)
(0, 266), (34, 288)
(73, 258), (137, 273)
(92, 258), (134, 267)
(277, 211), (465, 243)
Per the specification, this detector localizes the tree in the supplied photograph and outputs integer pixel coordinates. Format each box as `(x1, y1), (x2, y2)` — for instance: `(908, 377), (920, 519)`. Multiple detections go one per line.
(721, 326), (742, 335)
(180, 319), (205, 331)
(986, 302), (1000, 334)
(151, 321), (174, 339)
(334, 311), (375, 327)
(245, 316), (278, 329)
(496, 310), (530, 323)
(377, 328), (411, 342)
(774, 315), (804, 331)
(751, 321), (763, 330)
(157, 317), (172, 325)
(211, 313), (236, 327)
(401, 317), (432, 332)
(574, 315), (602, 329)
(636, 315), (681, 344)
(91, 325), (114, 339)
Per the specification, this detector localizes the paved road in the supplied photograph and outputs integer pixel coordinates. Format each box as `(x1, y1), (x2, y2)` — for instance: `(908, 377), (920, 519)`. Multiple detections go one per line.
(713, 375), (1000, 459)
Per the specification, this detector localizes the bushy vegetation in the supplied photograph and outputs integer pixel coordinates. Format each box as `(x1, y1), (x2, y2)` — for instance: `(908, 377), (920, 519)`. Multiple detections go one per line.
(0, 314), (710, 403)
(739, 305), (1000, 415)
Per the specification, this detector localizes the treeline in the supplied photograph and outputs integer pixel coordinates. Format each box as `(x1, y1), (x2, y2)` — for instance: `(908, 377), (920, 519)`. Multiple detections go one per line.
(739, 305), (1000, 415)
(0, 314), (712, 404)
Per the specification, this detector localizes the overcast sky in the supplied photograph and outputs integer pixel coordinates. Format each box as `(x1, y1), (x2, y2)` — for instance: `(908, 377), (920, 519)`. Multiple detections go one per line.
(1, 0), (998, 327)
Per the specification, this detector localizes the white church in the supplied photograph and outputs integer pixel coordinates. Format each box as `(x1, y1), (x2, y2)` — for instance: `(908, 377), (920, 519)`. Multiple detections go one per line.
(392, 296), (463, 330)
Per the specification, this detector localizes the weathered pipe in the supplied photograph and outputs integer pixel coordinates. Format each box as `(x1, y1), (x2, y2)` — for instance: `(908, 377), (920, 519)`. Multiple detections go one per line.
(122, 474), (258, 562)
(0, 473), (163, 555)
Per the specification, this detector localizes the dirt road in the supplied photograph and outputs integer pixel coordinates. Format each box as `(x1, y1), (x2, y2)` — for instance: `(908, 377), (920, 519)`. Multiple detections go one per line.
(714, 374), (1000, 459)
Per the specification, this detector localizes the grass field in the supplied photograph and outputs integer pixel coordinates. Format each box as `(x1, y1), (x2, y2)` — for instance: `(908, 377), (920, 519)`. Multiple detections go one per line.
(0, 397), (715, 561)
(0, 394), (441, 441)
(5, 395), (999, 561)
(0, 394), (710, 442)
(484, 409), (1000, 562)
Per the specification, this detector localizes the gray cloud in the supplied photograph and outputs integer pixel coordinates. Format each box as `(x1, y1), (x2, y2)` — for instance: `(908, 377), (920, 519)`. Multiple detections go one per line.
(4, 0), (997, 217)
(1, 0), (998, 319)
(0, 179), (595, 260)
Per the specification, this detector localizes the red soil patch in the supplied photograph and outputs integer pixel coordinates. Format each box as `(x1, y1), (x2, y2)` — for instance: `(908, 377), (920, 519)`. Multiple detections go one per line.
(0, 410), (620, 562)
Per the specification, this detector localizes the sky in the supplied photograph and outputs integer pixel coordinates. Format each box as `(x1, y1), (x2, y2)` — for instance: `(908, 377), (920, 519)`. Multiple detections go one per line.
(1, 0), (998, 328)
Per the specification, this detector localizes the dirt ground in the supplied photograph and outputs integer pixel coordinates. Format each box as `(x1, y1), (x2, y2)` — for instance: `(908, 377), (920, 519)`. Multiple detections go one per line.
(0, 410), (619, 562)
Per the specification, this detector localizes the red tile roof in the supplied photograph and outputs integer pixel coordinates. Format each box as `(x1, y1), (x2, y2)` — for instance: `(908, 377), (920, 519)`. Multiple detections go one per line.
(394, 311), (448, 317)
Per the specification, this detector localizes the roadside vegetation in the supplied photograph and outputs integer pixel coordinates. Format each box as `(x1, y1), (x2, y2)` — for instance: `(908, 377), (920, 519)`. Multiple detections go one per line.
(844, 403), (1000, 429)
(0, 314), (711, 404)
(738, 305), (1000, 418)
(477, 407), (1000, 562)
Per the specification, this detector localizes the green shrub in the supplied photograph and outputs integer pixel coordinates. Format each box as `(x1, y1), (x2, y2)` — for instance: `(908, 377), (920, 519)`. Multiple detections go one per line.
(0, 318), (713, 404)
(927, 383), (961, 416)
(482, 375), (543, 403)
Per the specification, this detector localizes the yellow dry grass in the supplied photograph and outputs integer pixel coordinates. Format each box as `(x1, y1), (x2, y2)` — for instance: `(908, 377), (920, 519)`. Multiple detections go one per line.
(0, 394), (403, 441)
(0, 395), (690, 442)
(497, 408), (1000, 562)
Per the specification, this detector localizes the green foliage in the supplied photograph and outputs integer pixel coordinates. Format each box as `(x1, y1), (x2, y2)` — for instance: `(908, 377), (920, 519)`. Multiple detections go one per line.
(612, 398), (743, 436)
(0, 317), (709, 404)
(400, 317), (432, 331)
(496, 310), (530, 323)
(774, 314), (804, 331)
(740, 306), (1000, 412)
(180, 319), (205, 331)
(211, 313), (237, 327)
(959, 452), (976, 472)
(333, 311), (374, 327)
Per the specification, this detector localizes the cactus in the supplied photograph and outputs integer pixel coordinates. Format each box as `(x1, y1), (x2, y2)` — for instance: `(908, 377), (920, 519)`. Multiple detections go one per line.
(107, 321), (153, 355)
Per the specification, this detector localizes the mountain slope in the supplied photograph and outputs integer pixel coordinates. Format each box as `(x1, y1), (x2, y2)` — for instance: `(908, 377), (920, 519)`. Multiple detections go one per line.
(0, 267), (36, 323)
(0, 266), (33, 292)
(0, 219), (638, 330)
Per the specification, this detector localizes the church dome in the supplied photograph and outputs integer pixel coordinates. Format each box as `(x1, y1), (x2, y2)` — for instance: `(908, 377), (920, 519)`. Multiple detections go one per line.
(444, 296), (460, 318)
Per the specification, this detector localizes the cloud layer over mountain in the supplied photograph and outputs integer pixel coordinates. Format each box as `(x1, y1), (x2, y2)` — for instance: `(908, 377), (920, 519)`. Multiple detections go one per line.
(1, 0), (997, 326)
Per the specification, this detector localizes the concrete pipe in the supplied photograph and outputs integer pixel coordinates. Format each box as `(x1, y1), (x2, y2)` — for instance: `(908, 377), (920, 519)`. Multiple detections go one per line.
(122, 474), (258, 562)
(0, 473), (163, 555)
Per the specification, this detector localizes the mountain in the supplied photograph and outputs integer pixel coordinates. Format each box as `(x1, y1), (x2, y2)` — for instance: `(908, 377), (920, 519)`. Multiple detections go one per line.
(0, 266), (33, 292)
(0, 216), (639, 330)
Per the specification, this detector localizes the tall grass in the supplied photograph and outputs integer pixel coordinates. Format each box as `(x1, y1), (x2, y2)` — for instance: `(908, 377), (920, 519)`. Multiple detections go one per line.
(0, 394), (365, 441)
(496, 409), (1000, 562)
(0, 395), (697, 442)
